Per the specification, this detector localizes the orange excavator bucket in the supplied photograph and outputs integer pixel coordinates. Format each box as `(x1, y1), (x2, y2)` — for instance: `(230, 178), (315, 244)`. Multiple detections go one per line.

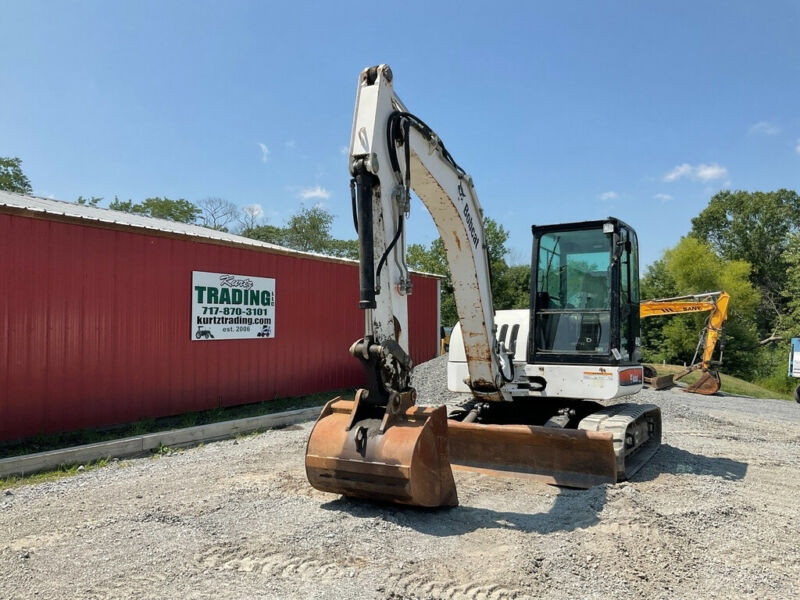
(305, 396), (458, 507)
(685, 370), (721, 395)
(673, 364), (721, 395)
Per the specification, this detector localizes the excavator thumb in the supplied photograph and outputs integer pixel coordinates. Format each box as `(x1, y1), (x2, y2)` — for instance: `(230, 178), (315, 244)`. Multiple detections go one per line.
(685, 370), (721, 395)
(305, 395), (458, 507)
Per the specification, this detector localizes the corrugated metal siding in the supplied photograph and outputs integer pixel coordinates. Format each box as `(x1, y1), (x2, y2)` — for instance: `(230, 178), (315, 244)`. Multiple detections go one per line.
(407, 275), (440, 366)
(0, 213), (441, 442)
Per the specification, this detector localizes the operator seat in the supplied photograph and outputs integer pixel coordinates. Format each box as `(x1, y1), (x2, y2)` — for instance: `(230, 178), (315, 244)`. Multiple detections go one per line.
(576, 272), (608, 352)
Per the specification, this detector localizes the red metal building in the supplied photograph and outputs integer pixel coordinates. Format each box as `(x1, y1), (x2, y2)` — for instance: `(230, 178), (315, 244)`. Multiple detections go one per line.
(0, 192), (441, 442)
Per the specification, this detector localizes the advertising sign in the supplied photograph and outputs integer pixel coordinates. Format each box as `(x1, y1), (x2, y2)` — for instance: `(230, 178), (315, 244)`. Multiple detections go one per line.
(192, 271), (275, 340)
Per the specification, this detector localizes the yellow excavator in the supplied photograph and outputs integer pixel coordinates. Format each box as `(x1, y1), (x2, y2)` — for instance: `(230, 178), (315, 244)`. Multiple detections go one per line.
(639, 291), (730, 395)
(305, 65), (661, 507)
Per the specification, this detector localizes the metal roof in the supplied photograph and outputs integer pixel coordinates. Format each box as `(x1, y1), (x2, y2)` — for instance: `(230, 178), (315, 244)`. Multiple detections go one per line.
(0, 189), (443, 277)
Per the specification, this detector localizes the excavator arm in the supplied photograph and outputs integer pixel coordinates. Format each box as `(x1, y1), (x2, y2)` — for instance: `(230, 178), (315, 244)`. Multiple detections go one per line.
(306, 65), (515, 507)
(348, 64), (512, 404)
(640, 291), (730, 394)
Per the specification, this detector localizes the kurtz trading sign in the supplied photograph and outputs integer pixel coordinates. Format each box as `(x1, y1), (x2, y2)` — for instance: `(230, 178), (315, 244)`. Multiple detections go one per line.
(192, 271), (275, 340)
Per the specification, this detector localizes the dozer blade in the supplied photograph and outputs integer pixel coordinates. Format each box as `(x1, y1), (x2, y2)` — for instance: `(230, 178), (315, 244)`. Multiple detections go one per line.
(447, 403), (662, 488)
(305, 398), (458, 507)
(685, 370), (721, 395)
(447, 421), (618, 488)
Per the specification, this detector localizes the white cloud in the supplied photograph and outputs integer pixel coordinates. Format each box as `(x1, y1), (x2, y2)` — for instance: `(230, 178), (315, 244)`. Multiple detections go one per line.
(599, 191), (619, 201)
(663, 163), (694, 182)
(257, 142), (270, 163)
(654, 193), (672, 201)
(299, 186), (331, 200)
(340, 145), (349, 155)
(694, 163), (728, 181)
(796, 138), (800, 154)
(285, 140), (296, 150)
(663, 162), (728, 183)
(749, 121), (780, 135)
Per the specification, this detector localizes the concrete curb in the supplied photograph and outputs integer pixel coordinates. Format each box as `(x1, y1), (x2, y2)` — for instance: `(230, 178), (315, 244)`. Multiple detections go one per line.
(0, 405), (323, 479)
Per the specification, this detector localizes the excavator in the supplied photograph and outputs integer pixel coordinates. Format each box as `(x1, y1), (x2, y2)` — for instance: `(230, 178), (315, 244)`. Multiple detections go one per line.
(305, 65), (661, 507)
(638, 291), (730, 395)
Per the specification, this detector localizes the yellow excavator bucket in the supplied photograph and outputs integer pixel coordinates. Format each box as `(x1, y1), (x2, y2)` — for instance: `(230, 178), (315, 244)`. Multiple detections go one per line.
(305, 398), (458, 507)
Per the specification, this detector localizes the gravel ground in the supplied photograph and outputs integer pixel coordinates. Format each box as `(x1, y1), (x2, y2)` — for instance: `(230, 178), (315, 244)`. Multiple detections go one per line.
(2, 355), (800, 599)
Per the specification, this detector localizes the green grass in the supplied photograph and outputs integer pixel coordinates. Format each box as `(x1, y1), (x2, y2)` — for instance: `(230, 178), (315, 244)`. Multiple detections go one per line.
(0, 458), (112, 491)
(0, 388), (353, 460)
(647, 364), (793, 401)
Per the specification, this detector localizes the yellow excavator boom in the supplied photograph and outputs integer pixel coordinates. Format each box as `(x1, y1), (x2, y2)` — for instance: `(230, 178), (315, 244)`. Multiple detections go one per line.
(639, 291), (730, 394)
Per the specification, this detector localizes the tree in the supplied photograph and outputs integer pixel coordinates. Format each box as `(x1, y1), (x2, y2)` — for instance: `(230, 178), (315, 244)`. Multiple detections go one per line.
(782, 233), (800, 335)
(754, 234), (800, 393)
(407, 217), (528, 326)
(239, 204), (359, 259)
(0, 157), (32, 194)
(241, 223), (287, 246)
(108, 196), (135, 213)
(284, 204), (335, 253)
(198, 197), (240, 231)
(325, 238), (359, 260)
(136, 197), (200, 223)
(76, 196), (102, 207)
(108, 196), (200, 223)
(239, 204), (264, 231)
(691, 189), (800, 335)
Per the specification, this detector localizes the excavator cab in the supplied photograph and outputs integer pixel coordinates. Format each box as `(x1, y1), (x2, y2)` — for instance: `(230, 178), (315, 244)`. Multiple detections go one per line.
(444, 218), (658, 490)
(531, 218), (640, 367)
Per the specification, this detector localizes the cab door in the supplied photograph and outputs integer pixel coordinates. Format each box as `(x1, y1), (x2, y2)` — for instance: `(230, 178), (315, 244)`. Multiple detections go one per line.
(618, 226), (640, 364)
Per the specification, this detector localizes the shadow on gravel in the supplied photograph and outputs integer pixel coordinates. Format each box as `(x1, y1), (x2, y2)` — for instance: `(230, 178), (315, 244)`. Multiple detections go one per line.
(631, 444), (748, 482)
(319, 486), (608, 537)
(318, 445), (748, 537)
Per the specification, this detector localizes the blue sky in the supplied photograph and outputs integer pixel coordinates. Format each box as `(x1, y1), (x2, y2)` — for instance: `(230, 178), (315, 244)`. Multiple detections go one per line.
(2, 1), (799, 268)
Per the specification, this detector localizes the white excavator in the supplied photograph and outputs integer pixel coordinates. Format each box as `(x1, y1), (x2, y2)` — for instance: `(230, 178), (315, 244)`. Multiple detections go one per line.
(305, 65), (661, 507)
